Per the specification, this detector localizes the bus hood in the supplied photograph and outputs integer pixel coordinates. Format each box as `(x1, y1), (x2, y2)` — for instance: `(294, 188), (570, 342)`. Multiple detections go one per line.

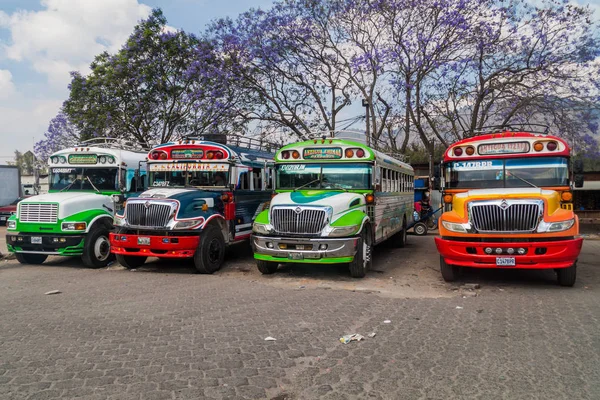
(133, 188), (222, 219)
(453, 187), (563, 217)
(18, 192), (113, 219)
(271, 191), (365, 218)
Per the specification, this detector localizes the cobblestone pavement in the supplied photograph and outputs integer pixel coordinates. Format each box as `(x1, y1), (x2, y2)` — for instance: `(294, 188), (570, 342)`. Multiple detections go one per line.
(1, 233), (599, 399)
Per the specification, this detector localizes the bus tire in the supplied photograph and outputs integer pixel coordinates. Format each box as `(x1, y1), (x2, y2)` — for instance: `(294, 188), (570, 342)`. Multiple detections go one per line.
(349, 230), (371, 278)
(193, 225), (225, 274)
(257, 260), (278, 274)
(392, 218), (407, 248)
(440, 256), (459, 282)
(116, 254), (147, 269)
(15, 253), (47, 265)
(82, 222), (114, 269)
(414, 222), (428, 236)
(556, 263), (576, 287)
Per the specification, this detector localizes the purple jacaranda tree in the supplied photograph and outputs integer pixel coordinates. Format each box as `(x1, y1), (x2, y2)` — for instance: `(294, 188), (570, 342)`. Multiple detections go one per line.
(34, 110), (81, 162)
(63, 9), (238, 149)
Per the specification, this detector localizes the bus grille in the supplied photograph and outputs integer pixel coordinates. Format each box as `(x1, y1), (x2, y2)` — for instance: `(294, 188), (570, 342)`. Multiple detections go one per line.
(19, 203), (58, 223)
(469, 200), (543, 233)
(126, 202), (174, 228)
(271, 207), (328, 234)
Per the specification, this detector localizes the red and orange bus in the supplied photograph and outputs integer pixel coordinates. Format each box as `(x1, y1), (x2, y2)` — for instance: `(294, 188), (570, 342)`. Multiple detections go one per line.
(435, 126), (584, 286)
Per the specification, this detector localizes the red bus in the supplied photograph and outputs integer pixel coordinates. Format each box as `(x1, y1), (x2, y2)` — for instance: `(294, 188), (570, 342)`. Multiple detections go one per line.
(434, 127), (584, 286)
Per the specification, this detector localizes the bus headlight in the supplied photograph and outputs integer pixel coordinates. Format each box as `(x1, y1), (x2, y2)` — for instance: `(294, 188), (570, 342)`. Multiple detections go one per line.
(174, 220), (202, 230)
(252, 222), (274, 235)
(113, 216), (125, 226)
(328, 225), (359, 237)
(441, 221), (470, 233)
(537, 219), (575, 233)
(7, 220), (16, 229)
(62, 222), (87, 231)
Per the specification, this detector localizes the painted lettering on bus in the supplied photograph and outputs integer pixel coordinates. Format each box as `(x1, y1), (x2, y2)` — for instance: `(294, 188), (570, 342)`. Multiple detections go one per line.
(303, 148), (342, 159)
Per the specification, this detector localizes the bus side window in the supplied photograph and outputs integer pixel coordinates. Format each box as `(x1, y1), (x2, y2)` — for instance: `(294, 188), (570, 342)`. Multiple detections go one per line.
(265, 168), (274, 190)
(252, 169), (262, 191)
(237, 170), (250, 190)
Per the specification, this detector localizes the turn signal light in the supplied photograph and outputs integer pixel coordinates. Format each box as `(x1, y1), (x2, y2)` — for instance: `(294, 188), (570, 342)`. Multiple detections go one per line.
(206, 151), (214, 159)
(365, 194), (375, 204)
(466, 146), (475, 155)
(443, 194), (453, 204)
(533, 142), (544, 151)
(159, 152), (167, 160)
(292, 150), (300, 159)
(561, 191), (573, 202)
(345, 149), (354, 158)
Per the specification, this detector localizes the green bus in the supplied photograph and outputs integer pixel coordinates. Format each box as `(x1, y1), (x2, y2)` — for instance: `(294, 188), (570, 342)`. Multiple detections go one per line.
(251, 134), (414, 278)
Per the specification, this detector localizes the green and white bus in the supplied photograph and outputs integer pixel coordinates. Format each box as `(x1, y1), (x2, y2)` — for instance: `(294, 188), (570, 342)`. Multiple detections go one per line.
(251, 133), (414, 278)
(6, 139), (148, 268)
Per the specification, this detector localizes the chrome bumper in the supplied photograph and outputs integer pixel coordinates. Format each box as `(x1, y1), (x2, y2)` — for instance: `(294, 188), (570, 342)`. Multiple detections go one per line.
(251, 235), (359, 259)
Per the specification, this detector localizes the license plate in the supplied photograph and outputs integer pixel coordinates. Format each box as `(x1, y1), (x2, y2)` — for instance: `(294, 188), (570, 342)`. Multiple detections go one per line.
(31, 236), (42, 244)
(496, 257), (516, 266)
(288, 253), (304, 260)
(138, 237), (150, 245)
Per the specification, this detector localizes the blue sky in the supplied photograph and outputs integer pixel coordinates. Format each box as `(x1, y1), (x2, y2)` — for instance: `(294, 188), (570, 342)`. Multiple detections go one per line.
(0, 0), (276, 164)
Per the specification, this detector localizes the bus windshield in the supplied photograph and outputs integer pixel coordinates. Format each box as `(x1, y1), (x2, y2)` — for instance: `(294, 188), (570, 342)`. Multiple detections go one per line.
(277, 163), (371, 190)
(445, 157), (569, 189)
(50, 167), (119, 191)
(149, 164), (229, 188)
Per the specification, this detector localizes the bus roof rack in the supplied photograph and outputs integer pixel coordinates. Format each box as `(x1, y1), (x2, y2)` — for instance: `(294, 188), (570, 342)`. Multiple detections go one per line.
(77, 137), (148, 152)
(468, 124), (550, 136)
(182, 134), (280, 153)
(307, 130), (406, 161)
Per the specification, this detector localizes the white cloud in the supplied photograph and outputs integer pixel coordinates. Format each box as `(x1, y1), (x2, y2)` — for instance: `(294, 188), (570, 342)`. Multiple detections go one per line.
(2, 0), (152, 88)
(0, 69), (16, 99)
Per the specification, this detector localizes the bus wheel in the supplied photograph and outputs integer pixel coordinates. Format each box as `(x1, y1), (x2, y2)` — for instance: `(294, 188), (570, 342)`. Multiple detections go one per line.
(15, 253), (47, 265)
(116, 255), (147, 269)
(414, 222), (428, 236)
(556, 263), (577, 287)
(194, 225), (225, 274)
(256, 260), (278, 274)
(392, 218), (407, 248)
(349, 230), (371, 278)
(82, 224), (115, 268)
(440, 256), (459, 282)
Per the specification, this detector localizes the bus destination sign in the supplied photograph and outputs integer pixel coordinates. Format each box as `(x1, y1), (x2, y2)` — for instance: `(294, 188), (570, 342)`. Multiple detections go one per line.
(478, 141), (530, 155)
(303, 147), (342, 160)
(171, 149), (204, 159)
(68, 154), (98, 164)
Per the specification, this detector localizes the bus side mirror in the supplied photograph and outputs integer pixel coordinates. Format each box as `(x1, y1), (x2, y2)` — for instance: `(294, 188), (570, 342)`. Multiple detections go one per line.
(574, 159), (584, 174)
(574, 174), (584, 188)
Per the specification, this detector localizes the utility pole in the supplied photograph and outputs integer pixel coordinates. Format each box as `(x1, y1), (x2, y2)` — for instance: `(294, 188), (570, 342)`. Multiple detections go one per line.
(362, 99), (370, 147)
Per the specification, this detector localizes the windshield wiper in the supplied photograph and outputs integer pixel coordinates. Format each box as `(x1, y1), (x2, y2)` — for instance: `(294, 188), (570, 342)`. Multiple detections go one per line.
(293, 178), (321, 191)
(506, 171), (537, 188)
(84, 176), (102, 193)
(60, 178), (81, 192)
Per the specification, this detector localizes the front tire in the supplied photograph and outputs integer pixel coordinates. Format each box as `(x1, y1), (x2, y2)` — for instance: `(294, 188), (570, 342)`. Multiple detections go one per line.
(116, 255), (147, 269)
(557, 263), (577, 287)
(193, 225), (225, 274)
(82, 223), (115, 268)
(392, 218), (407, 248)
(349, 230), (372, 278)
(15, 253), (47, 265)
(257, 260), (278, 274)
(440, 256), (459, 282)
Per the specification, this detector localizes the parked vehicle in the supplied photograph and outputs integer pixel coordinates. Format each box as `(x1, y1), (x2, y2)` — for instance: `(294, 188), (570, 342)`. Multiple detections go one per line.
(435, 125), (584, 286)
(110, 136), (277, 273)
(251, 132), (415, 278)
(6, 139), (148, 267)
(0, 165), (20, 207)
(0, 197), (29, 226)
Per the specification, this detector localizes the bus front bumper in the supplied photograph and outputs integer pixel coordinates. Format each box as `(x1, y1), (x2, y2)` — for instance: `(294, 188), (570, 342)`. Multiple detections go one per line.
(435, 237), (583, 269)
(110, 233), (200, 258)
(251, 234), (358, 264)
(6, 233), (85, 255)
